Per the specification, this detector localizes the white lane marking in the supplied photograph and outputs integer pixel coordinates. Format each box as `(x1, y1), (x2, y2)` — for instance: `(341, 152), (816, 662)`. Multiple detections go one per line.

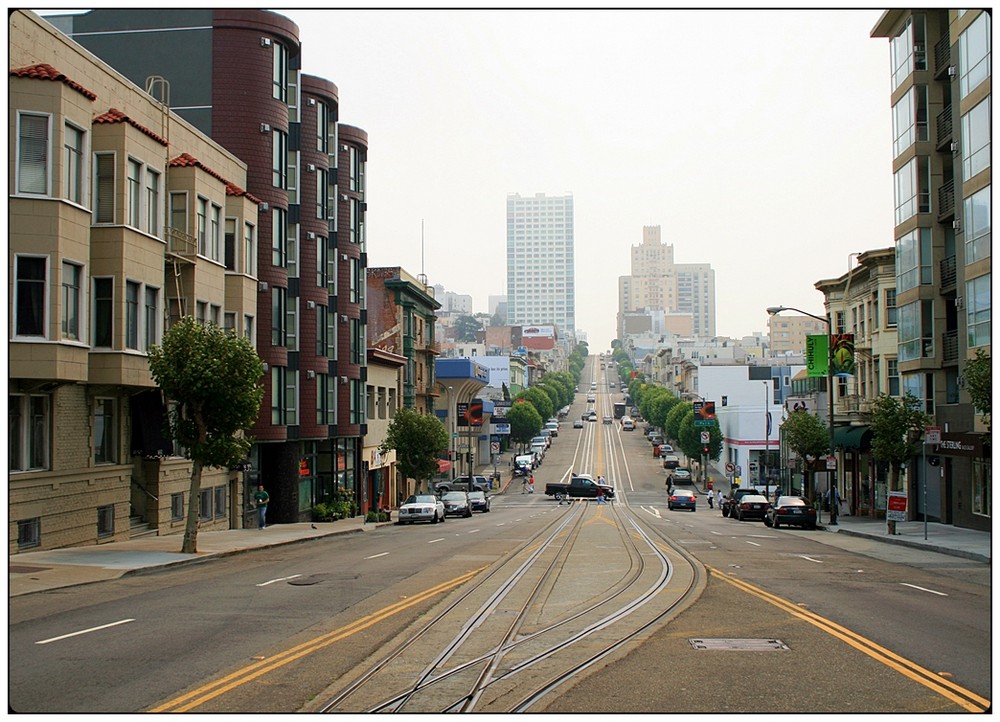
(364, 552), (389, 559)
(36, 619), (135, 645)
(257, 574), (302, 587)
(900, 582), (948, 596)
(746, 541), (761, 547)
(797, 555), (824, 564)
(710, 531), (723, 536)
(428, 538), (445, 544)
(467, 529), (480, 534)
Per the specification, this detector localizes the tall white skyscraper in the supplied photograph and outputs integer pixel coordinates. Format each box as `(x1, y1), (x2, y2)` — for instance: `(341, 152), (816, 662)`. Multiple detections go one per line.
(506, 192), (575, 336)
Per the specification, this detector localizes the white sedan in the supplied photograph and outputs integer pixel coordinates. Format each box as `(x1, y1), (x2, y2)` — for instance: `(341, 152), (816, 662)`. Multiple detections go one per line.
(397, 494), (445, 524)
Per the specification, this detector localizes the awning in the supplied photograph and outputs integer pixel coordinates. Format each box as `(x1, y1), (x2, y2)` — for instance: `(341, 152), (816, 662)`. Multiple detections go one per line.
(437, 459), (452, 473)
(833, 425), (872, 451)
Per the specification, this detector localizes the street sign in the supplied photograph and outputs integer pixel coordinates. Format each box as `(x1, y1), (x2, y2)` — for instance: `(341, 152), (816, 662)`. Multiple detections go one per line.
(725, 462), (735, 474)
(490, 441), (500, 454)
(826, 455), (837, 470)
(925, 426), (942, 445)
(735, 465), (742, 476)
(700, 431), (710, 444)
(887, 491), (908, 521)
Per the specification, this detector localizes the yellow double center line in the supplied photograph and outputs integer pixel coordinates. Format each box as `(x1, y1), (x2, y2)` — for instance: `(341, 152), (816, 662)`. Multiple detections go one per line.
(710, 568), (990, 713)
(150, 566), (486, 712)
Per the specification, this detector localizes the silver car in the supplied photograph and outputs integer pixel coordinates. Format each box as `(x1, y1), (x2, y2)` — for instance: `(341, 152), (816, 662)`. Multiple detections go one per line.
(441, 491), (473, 518)
(398, 494), (445, 524)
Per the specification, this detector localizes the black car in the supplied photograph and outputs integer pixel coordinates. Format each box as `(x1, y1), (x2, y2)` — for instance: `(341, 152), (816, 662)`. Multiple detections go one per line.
(765, 496), (818, 529)
(440, 491), (473, 518)
(733, 494), (770, 521)
(467, 490), (491, 513)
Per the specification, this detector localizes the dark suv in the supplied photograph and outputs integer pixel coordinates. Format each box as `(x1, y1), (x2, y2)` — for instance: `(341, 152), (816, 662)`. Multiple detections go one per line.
(722, 487), (763, 518)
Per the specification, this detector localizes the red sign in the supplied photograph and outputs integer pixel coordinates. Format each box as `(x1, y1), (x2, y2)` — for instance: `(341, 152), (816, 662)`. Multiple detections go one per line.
(887, 494), (907, 512)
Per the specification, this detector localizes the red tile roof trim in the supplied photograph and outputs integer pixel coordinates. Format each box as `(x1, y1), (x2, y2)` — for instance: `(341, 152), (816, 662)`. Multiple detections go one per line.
(170, 153), (261, 204)
(93, 108), (168, 146)
(10, 63), (97, 100)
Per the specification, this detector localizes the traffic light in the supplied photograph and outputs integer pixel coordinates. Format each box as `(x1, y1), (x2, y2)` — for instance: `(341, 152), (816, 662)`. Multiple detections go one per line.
(702, 446), (709, 455)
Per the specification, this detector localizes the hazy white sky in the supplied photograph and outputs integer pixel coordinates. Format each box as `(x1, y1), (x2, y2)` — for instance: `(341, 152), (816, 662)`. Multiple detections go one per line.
(45, 6), (898, 347)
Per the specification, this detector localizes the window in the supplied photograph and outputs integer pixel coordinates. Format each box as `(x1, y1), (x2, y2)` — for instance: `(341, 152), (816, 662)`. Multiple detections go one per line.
(97, 505), (115, 538)
(61, 261), (82, 341)
(967, 274), (991, 347)
(285, 369), (299, 426)
(145, 168), (160, 236)
(272, 41), (287, 102)
(350, 318), (363, 365)
(285, 295), (298, 352)
(214, 486), (227, 519)
(886, 359), (900, 396)
(94, 153), (115, 223)
(961, 99), (991, 180)
(272, 208), (287, 266)
(271, 366), (286, 425)
(959, 12), (991, 99)
(125, 281), (139, 350)
(210, 204), (222, 261)
(316, 304), (329, 356)
(891, 86), (928, 158)
(272, 130), (287, 189)
(17, 518), (41, 549)
(142, 286), (159, 351)
(286, 226), (298, 279)
(127, 159), (141, 228)
(895, 227), (932, 292)
(272, 287), (287, 346)
(94, 397), (117, 464)
(244, 314), (254, 341)
(964, 186), (990, 265)
(971, 458), (991, 517)
(350, 198), (361, 244)
(224, 312), (236, 333)
(316, 236), (328, 288)
(199, 489), (212, 521)
(890, 15), (925, 91)
(316, 167), (327, 219)
(885, 289), (897, 327)
(196, 301), (207, 325)
(197, 197), (208, 256)
(15, 256), (47, 338)
(171, 493), (184, 520)
(9, 394), (50, 471)
(64, 122), (84, 204)
(93, 277), (113, 347)
(350, 379), (363, 425)
(316, 101), (328, 153)
(893, 156), (930, 224)
(170, 192), (187, 235)
(245, 222), (257, 277)
(225, 218), (237, 271)
(349, 257), (360, 303)
(897, 300), (933, 362)
(18, 112), (49, 195)
(317, 373), (335, 425)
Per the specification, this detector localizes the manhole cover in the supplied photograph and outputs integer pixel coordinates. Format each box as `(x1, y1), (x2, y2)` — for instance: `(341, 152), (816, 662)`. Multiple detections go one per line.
(689, 638), (789, 651)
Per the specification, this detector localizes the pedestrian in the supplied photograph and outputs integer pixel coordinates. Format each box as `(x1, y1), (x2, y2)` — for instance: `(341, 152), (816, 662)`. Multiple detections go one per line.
(253, 484), (270, 529)
(717, 489), (724, 510)
(826, 484), (841, 525)
(707, 491), (714, 508)
(666, 473), (674, 493)
(528, 474), (535, 494)
(596, 487), (606, 505)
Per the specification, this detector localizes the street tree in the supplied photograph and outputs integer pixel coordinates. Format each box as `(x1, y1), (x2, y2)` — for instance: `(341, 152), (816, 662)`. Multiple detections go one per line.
(515, 386), (554, 423)
(962, 349), (991, 432)
(147, 317), (264, 554)
(780, 409), (829, 501)
(664, 401), (691, 444)
(507, 401), (543, 451)
(380, 407), (449, 494)
(869, 392), (931, 533)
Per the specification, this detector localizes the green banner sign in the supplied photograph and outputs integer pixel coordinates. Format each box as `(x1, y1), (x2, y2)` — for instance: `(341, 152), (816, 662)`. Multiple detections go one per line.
(806, 334), (828, 378)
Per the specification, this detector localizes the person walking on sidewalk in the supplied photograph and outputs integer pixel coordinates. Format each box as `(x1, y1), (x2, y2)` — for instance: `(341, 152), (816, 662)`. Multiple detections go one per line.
(707, 490), (714, 508)
(826, 484), (841, 525)
(666, 473), (674, 494)
(253, 484), (270, 529)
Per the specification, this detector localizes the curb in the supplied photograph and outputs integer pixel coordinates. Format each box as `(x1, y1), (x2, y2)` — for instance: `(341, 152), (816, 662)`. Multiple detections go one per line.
(831, 526), (990, 564)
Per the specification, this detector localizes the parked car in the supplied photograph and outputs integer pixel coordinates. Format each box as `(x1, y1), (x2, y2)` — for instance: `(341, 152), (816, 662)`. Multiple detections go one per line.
(765, 496), (818, 529)
(573, 419), (584, 429)
(398, 494), (445, 524)
(440, 490), (473, 518)
(672, 469), (692, 482)
(733, 494), (770, 521)
(662, 453), (680, 469)
(667, 488), (698, 511)
(722, 487), (764, 517)
(660, 443), (674, 453)
(467, 490), (491, 513)
(544, 422), (559, 437)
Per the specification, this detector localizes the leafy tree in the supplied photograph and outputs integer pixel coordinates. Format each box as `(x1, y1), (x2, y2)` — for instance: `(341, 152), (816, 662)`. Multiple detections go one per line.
(515, 386), (554, 422)
(664, 401), (691, 443)
(507, 401), (543, 450)
(453, 314), (484, 342)
(869, 393), (931, 533)
(780, 410), (830, 501)
(148, 317), (264, 553)
(963, 349), (991, 432)
(380, 407), (449, 494)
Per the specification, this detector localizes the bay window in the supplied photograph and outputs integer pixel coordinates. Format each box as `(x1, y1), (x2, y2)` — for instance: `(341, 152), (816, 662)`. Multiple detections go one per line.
(964, 186), (991, 264)
(961, 99), (991, 180)
(966, 274), (991, 348)
(17, 112), (49, 195)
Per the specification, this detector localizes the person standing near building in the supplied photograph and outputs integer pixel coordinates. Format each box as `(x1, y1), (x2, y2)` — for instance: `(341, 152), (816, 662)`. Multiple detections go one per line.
(253, 484), (270, 529)
(717, 489), (724, 511)
(826, 484), (841, 525)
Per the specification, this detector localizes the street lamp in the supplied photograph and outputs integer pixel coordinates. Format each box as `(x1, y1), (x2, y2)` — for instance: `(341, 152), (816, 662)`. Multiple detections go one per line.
(766, 305), (835, 515)
(447, 386), (455, 481)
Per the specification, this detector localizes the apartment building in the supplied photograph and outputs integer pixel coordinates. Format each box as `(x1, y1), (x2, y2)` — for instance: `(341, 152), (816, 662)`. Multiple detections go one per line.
(768, 314), (829, 355)
(363, 348), (405, 512)
(617, 225), (716, 339)
(871, 9), (990, 531)
(506, 192), (576, 339)
(9, 10), (259, 551)
(45, 9), (371, 525)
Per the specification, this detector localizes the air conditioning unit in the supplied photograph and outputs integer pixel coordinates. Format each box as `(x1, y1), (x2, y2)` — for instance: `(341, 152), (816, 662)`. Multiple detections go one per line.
(306, 300), (316, 309)
(260, 37), (272, 47)
(339, 193), (348, 201)
(306, 98), (316, 106)
(258, 202), (269, 212)
(260, 123), (271, 133)
(340, 314), (348, 323)
(307, 163), (316, 172)
(913, 44), (924, 53)
(258, 281), (269, 292)
(306, 369), (316, 379)
(340, 253), (348, 261)
(262, 363), (269, 372)
(948, 66), (957, 77)
(953, 219), (961, 230)
(950, 141), (959, 152)
(955, 296), (964, 309)
(340, 375), (348, 385)
(340, 144), (349, 152)
(306, 231), (316, 240)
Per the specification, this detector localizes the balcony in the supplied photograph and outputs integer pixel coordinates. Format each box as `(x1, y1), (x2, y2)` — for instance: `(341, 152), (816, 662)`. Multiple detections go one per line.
(934, 33), (951, 78)
(937, 178), (955, 220)
(164, 226), (197, 261)
(942, 329), (958, 364)
(940, 255), (957, 290)
(936, 105), (952, 150)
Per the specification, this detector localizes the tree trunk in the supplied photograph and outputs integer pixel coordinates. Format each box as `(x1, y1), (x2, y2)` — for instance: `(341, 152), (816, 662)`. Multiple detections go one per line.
(182, 457), (204, 553)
